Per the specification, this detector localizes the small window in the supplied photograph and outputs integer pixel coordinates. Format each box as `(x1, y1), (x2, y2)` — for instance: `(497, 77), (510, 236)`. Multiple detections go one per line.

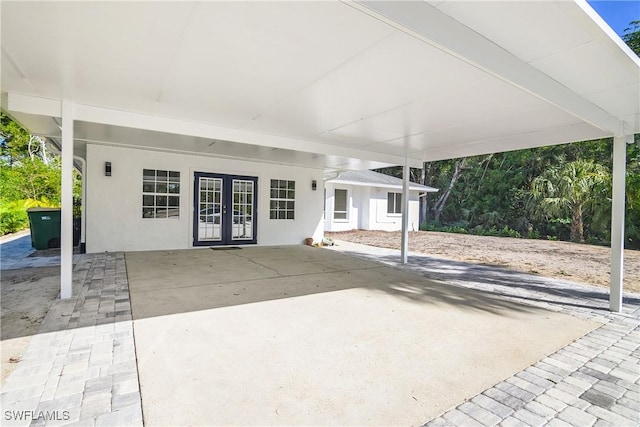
(387, 192), (402, 214)
(142, 169), (180, 219)
(334, 189), (348, 220)
(270, 179), (295, 219)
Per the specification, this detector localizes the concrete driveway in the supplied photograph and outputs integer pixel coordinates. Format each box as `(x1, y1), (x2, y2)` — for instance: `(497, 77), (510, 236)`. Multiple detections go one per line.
(126, 246), (597, 426)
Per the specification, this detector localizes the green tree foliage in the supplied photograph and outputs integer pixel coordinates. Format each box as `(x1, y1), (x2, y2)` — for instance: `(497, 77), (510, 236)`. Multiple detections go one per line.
(378, 137), (639, 249)
(532, 160), (610, 243)
(0, 156), (62, 203)
(1, 113), (30, 164)
(622, 20), (640, 56)
(0, 113), (66, 234)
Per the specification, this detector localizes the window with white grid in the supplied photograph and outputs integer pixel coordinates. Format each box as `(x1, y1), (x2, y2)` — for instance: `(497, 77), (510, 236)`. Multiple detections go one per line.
(270, 179), (295, 220)
(142, 169), (180, 219)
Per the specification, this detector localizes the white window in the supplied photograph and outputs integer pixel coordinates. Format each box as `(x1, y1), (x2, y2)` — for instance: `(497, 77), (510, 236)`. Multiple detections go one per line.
(142, 169), (180, 219)
(334, 189), (348, 220)
(387, 192), (402, 214)
(270, 179), (295, 219)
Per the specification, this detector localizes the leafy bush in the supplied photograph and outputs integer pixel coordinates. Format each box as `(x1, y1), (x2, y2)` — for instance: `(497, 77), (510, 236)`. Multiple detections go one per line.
(498, 226), (521, 238)
(421, 223), (521, 238)
(0, 198), (56, 235)
(0, 203), (28, 234)
(420, 223), (468, 234)
(526, 229), (541, 240)
(585, 236), (609, 247)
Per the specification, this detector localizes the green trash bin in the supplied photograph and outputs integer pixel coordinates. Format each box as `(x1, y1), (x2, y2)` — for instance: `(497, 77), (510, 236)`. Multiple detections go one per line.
(26, 208), (61, 250)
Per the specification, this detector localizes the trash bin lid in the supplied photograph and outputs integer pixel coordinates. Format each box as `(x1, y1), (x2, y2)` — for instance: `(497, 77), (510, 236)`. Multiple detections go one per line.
(26, 207), (61, 212)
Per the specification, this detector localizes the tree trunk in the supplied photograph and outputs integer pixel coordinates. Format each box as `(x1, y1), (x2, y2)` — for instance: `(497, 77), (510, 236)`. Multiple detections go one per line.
(477, 154), (494, 191)
(571, 204), (585, 243)
(433, 158), (466, 223)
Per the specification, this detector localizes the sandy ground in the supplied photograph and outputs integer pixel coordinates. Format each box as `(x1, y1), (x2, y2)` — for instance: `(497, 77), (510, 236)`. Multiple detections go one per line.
(326, 230), (640, 294)
(0, 266), (60, 383)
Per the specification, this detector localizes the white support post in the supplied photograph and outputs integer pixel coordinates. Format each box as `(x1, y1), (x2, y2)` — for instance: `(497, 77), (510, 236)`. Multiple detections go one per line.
(61, 101), (74, 299)
(610, 136), (627, 312)
(401, 159), (410, 264)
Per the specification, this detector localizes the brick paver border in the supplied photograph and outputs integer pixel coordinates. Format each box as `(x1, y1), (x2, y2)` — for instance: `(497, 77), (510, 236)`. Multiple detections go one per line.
(1, 253), (142, 427)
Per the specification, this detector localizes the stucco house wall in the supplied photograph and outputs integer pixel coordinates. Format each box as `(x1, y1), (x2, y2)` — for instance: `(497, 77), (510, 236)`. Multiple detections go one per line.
(324, 182), (422, 232)
(368, 187), (422, 232)
(85, 144), (324, 253)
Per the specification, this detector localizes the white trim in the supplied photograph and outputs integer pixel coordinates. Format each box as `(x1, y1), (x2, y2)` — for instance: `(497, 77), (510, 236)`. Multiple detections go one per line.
(328, 179), (437, 192)
(332, 187), (350, 222)
(8, 93), (62, 117)
(575, 0), (640, 65)
(386, 191), (402, 215)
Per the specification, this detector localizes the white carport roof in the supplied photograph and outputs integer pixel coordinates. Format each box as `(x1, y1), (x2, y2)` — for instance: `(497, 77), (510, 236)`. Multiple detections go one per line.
(1, 1), (638, 311)
(2, 1), (638, 171)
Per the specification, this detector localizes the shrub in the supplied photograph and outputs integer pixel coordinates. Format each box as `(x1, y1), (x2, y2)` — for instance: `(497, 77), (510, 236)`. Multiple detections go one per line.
(0, 198), (57, 235)
(0, 203), (28, 234)
(498, 226), (521, 238)
(421, 222), (525, 239)
(419, 223), (468, 234)
(526, 229), (541, 240)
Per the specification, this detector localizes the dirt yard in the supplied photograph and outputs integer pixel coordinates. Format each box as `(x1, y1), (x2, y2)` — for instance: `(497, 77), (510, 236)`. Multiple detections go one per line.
(326, 230), (640, 294)
(0, 266), (61, 382)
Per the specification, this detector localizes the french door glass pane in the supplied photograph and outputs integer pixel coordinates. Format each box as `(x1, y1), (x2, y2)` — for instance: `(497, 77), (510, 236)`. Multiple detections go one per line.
(232, 179), (254, 240)
(198, 177), (222, 241)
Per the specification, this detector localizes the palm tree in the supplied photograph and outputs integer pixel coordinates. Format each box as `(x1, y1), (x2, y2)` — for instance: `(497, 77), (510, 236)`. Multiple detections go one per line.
(532, 160), (610, 243)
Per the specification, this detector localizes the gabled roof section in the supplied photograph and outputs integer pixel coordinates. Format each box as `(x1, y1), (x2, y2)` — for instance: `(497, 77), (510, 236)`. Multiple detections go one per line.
(327, 170), (438, 192)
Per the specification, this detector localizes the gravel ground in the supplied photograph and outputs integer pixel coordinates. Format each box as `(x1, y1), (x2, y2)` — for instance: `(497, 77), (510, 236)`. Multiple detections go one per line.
(326, 230), (640, 294)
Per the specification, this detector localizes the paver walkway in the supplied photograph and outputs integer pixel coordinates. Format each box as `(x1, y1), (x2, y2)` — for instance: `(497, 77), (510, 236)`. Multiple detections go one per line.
(329, 240), (640, 427)
(0, 232), (61, 270)
(2, 236), (639, 426)
(1, 238), (141, 426)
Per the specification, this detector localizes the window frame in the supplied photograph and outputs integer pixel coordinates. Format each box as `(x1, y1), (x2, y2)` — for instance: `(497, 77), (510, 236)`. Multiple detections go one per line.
(142, 169), (181, 219)
(387, 192), (402, 215)
(269, 179), (295, 220)
(333, 188), (349, 221)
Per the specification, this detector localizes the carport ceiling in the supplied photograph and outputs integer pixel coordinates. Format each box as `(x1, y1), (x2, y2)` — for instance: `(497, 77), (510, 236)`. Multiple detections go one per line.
(2, 1), (638, 168)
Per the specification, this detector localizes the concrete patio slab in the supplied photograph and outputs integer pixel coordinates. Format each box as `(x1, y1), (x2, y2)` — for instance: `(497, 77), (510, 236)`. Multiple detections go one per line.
(3, 239), (638, 426)
(127, 246), (598, 426)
